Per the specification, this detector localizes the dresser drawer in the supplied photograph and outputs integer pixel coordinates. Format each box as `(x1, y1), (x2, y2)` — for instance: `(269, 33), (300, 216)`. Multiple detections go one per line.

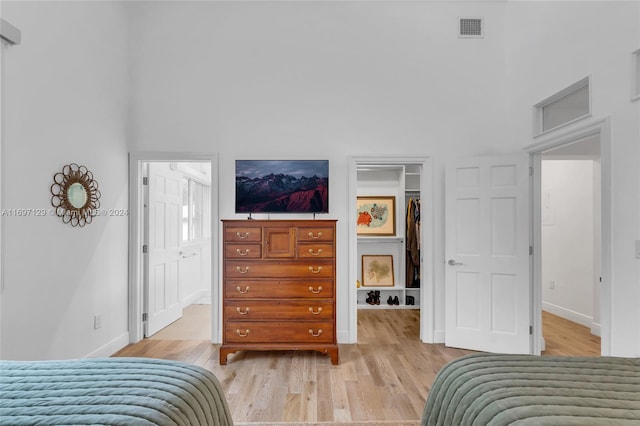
(225, 243), (262, 259)
(298, 243), (334, 258)
(224, 300), (333, 320)
(225, 280), (334, 299)
(225, 321), (334, 343)
(226, 260), (333, 278)
(297, 227), (334, 242)
(225, 227), (262, 242)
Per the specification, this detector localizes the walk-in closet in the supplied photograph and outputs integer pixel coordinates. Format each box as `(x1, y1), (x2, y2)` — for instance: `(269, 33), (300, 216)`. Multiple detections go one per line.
(356, 163), (422, 309)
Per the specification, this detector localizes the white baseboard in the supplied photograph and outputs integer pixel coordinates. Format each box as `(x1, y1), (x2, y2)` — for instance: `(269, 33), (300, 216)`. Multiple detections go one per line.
(182, 290), (211, 307)
(542, 302), (593, 329)
(337, 330), (351, 344)
(86, 332), (129, 358)
(433, 329), (446, 343)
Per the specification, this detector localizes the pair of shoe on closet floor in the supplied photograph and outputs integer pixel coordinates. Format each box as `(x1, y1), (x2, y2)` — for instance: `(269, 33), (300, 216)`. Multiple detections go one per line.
(366, 291), (380, 305)
(387, 295), (400, 305)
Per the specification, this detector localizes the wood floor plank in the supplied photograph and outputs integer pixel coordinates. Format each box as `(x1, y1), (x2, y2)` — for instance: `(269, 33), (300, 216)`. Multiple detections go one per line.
(113, 306), (599, 423)
(316, 364), (335, 422)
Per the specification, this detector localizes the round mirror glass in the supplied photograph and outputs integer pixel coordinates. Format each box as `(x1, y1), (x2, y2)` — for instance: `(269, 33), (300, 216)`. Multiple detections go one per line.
(67, 182), (88, 209)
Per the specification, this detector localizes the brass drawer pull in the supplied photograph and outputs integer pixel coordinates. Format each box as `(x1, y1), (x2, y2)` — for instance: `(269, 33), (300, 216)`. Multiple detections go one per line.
(308, 248), (323, 256)
(236, 307), (250, 315)
(236, 266), (250, 274)
(236, 248), (250, 256)
(236, 286), (250, 294)
(308, 329), (323, 337)
(308, 266), (323, 274)
(236, 329), (250, 337)
(309, 307), (323, 315)
(308, 231), (322, 239)
(236, 232), (250, 239)
(308, 286), (323, 294)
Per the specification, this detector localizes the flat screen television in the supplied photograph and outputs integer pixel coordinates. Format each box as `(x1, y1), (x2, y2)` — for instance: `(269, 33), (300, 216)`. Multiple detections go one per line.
(235, 160), (329, 214)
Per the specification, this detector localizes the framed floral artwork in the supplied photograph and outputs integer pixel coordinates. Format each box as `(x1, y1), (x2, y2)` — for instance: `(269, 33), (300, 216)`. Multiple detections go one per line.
(362, 255), (394, 287)
(356, 196), (396, 236)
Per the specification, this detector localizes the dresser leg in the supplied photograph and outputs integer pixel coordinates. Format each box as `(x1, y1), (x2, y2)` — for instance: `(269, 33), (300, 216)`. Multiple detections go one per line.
(328, 347), (339, 365)
(219, 347), (230, 365)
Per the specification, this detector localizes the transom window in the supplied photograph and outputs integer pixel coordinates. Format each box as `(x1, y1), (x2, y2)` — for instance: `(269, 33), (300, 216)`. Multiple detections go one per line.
(534, 77), (591, 136)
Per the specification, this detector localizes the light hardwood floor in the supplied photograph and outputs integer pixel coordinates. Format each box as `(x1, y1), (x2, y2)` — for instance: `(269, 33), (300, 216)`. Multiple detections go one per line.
(541, 309), (601, 356)
(114, 306), (600, 424)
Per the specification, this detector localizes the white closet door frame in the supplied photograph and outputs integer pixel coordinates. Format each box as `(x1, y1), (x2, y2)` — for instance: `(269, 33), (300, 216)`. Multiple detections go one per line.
(347, 156), (434, 344)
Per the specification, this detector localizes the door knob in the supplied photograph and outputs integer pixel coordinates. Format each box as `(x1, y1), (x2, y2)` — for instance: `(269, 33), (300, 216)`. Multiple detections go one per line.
(448, 259), (463, 266)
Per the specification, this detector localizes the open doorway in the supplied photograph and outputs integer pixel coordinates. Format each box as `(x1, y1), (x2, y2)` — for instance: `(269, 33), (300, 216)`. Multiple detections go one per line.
(540, 136), (602, 355)
(128, 153), (219, 345)
(348, 157), (434, 344)
(528, 118), (611, 356)
(143, 161), (212, 338)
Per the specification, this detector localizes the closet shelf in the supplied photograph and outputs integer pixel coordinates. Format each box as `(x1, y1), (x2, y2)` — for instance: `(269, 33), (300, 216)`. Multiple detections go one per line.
(357, 303), (419, 310)
(357, 236), (403, 244)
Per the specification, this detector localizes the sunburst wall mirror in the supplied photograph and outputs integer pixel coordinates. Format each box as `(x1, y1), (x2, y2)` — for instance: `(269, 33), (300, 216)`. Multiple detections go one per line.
(50, 163), (101, 227)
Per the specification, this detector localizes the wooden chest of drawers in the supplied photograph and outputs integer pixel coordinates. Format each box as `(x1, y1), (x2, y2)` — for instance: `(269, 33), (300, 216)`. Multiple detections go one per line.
(220, 219), (338, 365)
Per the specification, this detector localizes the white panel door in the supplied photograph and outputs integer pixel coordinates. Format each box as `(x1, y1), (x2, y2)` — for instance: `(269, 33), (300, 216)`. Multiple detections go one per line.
(445, 155), (531, 353)
(145, 163), (183, 337)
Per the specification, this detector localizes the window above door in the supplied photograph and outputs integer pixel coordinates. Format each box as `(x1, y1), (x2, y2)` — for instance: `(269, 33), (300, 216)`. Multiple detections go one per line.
(534, 77), (591, 136)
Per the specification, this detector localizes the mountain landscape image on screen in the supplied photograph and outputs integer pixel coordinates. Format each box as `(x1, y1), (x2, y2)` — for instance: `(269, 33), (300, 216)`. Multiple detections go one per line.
(236, 160), (329, 213)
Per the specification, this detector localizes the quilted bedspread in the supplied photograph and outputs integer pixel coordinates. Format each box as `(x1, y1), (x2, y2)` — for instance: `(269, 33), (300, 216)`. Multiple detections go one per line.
(422, 353), (640, 425)
(0, 357), (233, 426)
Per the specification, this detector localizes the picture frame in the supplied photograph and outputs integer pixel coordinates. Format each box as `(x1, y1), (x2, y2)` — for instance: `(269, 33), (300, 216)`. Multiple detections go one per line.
(356, 196), (396, 236)
(361, 255), (394, 287)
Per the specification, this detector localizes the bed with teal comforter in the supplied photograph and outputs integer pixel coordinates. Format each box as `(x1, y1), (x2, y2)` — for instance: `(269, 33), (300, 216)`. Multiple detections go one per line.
(422, 353), (640, 425)
(0, 357), (233, 425)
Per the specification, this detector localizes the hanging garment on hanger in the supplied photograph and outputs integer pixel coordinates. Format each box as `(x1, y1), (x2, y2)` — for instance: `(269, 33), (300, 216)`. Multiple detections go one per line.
(406, 198), (420, 288)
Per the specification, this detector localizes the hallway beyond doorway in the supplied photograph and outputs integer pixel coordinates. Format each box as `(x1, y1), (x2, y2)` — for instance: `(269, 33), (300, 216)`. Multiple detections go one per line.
(542, 310), (600, 356)
(149, 304), (211, 340)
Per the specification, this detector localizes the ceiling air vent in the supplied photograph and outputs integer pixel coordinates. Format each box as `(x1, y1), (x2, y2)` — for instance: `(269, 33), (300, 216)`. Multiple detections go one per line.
(459, 17), (483, 38)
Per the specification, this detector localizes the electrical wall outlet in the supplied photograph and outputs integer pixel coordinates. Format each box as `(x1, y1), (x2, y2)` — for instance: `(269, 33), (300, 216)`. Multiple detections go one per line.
(549, 280), (555, 290)
(93, 314), (102, 330)
(636, 240), (640, 259)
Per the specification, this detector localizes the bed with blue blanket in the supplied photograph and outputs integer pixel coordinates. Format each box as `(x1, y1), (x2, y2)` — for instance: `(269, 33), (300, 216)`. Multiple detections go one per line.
(0, 357), (233, 425)
(422, 353), (640, 425)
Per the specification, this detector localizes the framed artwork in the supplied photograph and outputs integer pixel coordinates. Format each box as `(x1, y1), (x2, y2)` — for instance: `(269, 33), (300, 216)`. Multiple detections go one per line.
(362, 255), (394, 287)
(356, 196), (396, 236)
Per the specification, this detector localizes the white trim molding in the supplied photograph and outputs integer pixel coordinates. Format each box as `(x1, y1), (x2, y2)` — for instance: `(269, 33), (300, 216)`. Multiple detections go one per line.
(86, 332), (130, 359)
(533, 76), (591, 137)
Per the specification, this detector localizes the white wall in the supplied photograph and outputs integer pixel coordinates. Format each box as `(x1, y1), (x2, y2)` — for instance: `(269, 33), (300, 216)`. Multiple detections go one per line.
(506, 1), (640, 355)
(541, 160), (596, 328)
(0, 1), (129, 360)
(126, 0), (513, 342)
